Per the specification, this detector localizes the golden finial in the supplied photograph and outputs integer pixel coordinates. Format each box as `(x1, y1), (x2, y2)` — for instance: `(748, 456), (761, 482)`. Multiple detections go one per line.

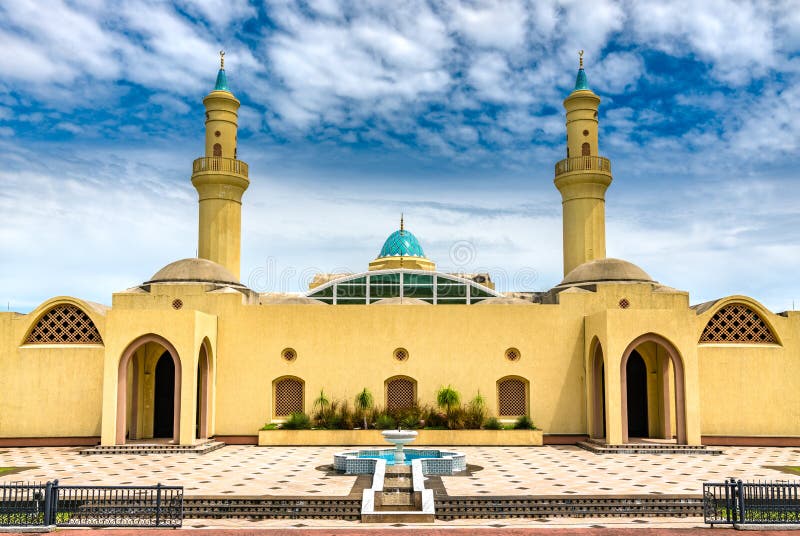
(220, 50), (225, 70)
(579, 50), (584, 69)
(400, 213), (404, 232)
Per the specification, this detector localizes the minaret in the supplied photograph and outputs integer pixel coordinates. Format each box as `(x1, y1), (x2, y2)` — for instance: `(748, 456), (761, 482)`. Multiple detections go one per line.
(191, 51), (249, 279)
(554, 51), (613, 276)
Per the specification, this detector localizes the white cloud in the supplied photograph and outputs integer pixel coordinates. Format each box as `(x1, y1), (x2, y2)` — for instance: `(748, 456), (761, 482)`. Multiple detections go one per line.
(449, 0), (528, 51)
(625, 0), (777, 84)
(177, 0), (255, 27)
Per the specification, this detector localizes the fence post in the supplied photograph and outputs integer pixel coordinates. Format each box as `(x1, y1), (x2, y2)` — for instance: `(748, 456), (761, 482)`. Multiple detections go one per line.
(42, 481), (53, 526)
(737, 479), (746, 524)
(155, 483), (162, 527)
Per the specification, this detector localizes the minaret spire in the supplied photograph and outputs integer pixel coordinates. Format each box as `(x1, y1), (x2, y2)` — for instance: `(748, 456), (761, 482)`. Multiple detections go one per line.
(191, 54), (249, 279)
(554, 53), (612, 275)
(400, 213), (405, 233)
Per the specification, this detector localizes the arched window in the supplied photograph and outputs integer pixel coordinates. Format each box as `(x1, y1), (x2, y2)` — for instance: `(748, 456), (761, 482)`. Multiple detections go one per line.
(213, 143), (222, 157)
(497, 376), (528, 417)
(25, 304), (103, 344)
(581, 142), (590, 156)
(700, 303), (778, 344)
(386, 376), (416, 410)
(273, 377), (304, 417)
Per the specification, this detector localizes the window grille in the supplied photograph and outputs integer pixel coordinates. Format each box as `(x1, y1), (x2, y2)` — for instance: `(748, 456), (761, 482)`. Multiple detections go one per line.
(25, 304), (103, 344)
(700, 303), (777, 344)
(386, 378), (415, 410)
(498, 377), (527, 416)
(393, 348), (408, 361)
(274, 377), (303, 416)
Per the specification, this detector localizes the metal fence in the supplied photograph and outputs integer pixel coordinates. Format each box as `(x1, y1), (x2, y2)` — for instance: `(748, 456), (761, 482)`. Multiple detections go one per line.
(704, 479), (800, 525)
(0, 480), (183, 528)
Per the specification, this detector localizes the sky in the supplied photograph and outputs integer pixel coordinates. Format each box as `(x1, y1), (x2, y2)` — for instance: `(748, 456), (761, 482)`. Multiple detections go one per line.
(1, 0), (799, 313)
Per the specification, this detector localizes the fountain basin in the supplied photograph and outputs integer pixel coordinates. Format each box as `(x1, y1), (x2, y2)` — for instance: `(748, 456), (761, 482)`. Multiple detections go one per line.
(381, 430), (418, 445)
(334, 448), (466, 474)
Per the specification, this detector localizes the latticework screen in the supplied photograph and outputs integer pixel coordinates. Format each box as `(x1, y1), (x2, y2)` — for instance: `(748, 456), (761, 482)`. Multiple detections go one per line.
(700, 304), (777, 344)
(25, 304), (103, 344)
(386, 378), (415, 410)
(498, 378), (527, 416)
(274, 378), (304, 416)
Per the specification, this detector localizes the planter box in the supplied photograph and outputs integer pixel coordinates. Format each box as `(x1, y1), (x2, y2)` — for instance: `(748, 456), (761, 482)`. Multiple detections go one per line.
(257, 429), (542, 446)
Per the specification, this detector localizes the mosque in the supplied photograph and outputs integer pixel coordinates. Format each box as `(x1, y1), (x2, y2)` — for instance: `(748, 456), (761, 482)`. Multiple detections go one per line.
(1, 54), (798, 449)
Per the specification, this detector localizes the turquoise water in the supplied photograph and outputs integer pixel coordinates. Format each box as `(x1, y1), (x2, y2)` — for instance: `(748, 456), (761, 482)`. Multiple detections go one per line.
(357, 451), (439, 466)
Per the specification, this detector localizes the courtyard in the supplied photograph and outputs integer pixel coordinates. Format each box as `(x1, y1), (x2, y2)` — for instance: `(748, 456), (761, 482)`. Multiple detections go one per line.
(2, 444), (799, 528)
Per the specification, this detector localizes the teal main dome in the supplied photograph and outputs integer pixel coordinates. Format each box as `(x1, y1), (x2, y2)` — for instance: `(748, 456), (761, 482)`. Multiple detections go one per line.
(378, 229), (426, 258)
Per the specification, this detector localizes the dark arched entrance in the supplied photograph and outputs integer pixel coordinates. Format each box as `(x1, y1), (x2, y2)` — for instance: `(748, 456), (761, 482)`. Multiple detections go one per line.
(153, 352), (175, 438)
(591, 342), (607, 439)
(620, 334), (687, 444)
(625, 351), (649, 438)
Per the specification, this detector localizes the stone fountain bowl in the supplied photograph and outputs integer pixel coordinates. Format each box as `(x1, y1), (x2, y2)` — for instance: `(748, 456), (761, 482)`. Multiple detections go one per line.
(381, 429), (418, 446)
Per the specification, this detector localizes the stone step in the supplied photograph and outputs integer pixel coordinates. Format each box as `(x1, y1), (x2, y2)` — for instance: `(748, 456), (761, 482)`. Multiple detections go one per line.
(362, 511), (436, 523)
(80, 440), (225, 456)
(383, 477), (413, 489)
(577, 441), (723, 455)
(435, 496), (703, 519)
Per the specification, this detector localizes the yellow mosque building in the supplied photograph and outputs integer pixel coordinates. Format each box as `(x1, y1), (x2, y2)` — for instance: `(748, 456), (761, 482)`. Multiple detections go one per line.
(1, 56), (798, 450)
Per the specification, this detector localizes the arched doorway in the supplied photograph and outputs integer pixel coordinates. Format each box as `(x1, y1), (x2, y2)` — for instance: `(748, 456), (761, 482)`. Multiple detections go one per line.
(590, 342), (606, 439)
(620, 334), (687, 444)
(196, 342), (211, 440)
(153, 352), (175, 438)
(625, 351), (648, 438)
(116, 335), (182, 445)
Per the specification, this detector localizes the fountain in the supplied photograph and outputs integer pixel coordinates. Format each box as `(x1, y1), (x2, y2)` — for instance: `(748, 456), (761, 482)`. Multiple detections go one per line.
(381, 427), (419, 463)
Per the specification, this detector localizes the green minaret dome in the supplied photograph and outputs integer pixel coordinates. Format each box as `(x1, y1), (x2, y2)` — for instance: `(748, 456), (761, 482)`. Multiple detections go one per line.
(214, 50), (230, 92)
(214, 69), (229, 91)
(574, 68), (588, 91)
(573, 50), (589, 91)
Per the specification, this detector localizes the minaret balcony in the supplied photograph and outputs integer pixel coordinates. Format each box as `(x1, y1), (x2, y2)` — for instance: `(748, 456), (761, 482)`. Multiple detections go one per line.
(554, 156), (611, 179)
(192, 157), (249, 178)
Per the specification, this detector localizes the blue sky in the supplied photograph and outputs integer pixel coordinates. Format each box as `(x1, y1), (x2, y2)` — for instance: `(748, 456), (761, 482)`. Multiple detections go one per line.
(1, 0), (799, 312)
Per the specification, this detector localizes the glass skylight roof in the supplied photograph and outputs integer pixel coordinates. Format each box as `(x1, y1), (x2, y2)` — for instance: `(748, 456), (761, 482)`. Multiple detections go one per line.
(306, 269), (501, 305)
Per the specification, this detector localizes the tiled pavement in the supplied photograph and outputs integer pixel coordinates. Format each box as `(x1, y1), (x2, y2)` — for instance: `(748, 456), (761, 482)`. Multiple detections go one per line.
(441, 445), (800, 496)
(0, 444), (798, 497)
(180, 515), (709, 529)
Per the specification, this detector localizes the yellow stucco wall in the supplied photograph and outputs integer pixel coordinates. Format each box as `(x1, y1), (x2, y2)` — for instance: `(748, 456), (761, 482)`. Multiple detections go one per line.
(0, 298), (106, 438)
(1, 283), (797, 445)
(697, 300), (800, 437)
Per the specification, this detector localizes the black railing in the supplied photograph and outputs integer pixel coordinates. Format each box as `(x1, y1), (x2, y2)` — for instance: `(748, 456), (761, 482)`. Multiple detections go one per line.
(0, 482), (48, 526)
(0, 481), (182, 528)
(704, 479), (800, 525)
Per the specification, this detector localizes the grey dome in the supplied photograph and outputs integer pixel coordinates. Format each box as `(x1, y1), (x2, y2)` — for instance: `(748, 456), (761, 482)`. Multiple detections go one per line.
(146, 258), (242, 286)
(556, 258), (654, 288)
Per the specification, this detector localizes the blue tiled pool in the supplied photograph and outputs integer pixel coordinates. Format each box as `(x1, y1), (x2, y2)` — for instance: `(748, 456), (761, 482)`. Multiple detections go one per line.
(357, 450), (440, 466)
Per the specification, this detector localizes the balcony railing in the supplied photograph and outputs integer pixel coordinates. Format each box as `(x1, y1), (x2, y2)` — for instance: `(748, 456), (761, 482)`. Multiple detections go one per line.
(554, 156), (611, 177)
(192, 157), (248, 178)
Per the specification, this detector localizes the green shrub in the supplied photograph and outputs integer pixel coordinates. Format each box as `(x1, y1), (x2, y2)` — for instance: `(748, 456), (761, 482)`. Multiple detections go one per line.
(423, 407), (448, 428)
(388, 403), (424, 429)
(260, 423), (279, 431)
(330, 400), (355, 430)
(463, 393), (488, 429)
(354, 388), (374, 429)
(483, 417), (503, 430)
(375, 414), (396, 430)
(281, 412), (312, 430)
(513, 415), (536, 430)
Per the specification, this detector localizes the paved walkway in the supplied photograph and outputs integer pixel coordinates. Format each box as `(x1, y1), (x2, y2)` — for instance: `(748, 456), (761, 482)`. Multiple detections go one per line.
(1, 445), (798, 497)
(0, 527), (790, 535)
